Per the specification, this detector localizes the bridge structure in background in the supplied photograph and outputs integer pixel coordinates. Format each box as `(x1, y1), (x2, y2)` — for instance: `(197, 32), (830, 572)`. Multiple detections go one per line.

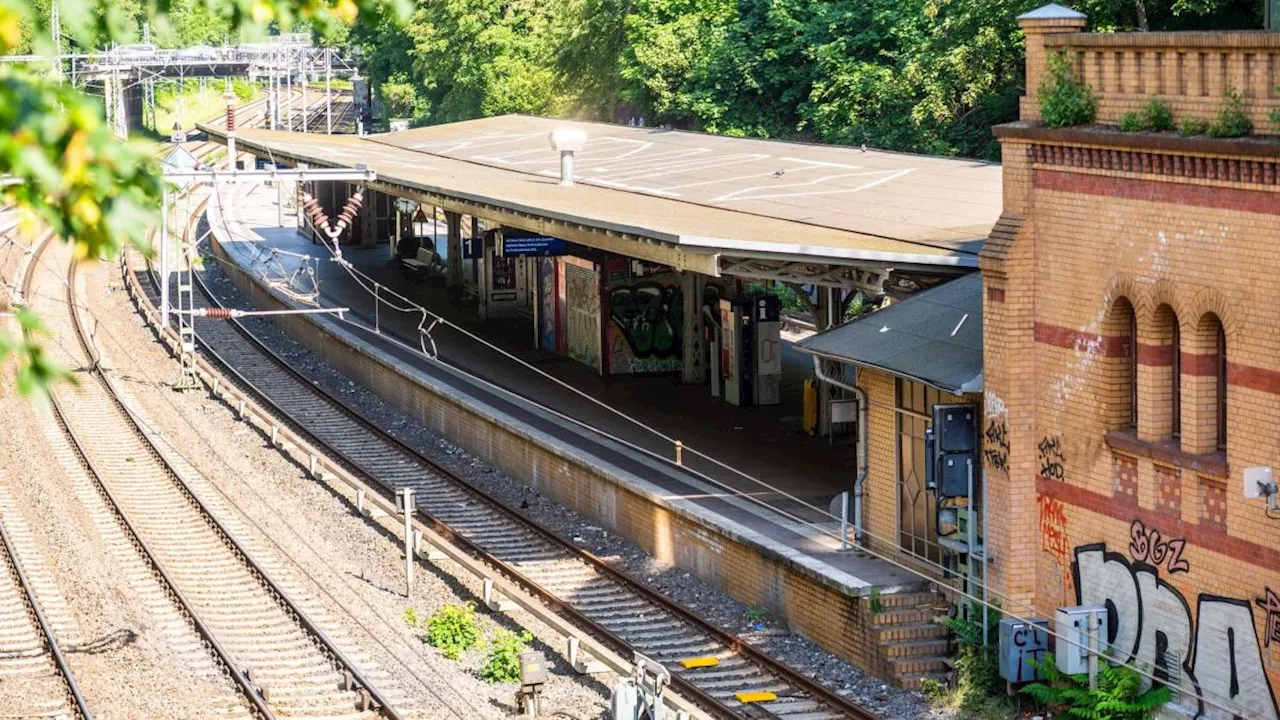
(1, 31), (362, 137)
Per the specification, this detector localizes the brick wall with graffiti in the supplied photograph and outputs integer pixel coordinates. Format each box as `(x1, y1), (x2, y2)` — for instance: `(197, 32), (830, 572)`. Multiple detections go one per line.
(605, 261), (685, 375)
(982, 92), (1280, 717)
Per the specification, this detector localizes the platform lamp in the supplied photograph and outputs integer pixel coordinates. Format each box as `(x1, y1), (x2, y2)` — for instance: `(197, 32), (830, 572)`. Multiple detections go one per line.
(548, 129), (587, 186)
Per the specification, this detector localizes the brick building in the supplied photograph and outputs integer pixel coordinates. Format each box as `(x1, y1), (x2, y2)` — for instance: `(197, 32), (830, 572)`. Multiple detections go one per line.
(983, 5), (1280, 718)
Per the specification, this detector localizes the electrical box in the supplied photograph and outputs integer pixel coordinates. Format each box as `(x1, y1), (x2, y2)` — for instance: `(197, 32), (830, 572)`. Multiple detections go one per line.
(934, 404), (978, 453)
(1055, 605), (1108, 675)
(999, 618), (1050, 683)
(753, 294), (782, 406)
(938, 454), (973, 499)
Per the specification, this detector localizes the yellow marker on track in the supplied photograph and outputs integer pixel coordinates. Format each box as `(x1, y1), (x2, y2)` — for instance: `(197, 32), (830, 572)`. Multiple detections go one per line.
(679, 656), (720, 669)
(735, 691), (777, 704)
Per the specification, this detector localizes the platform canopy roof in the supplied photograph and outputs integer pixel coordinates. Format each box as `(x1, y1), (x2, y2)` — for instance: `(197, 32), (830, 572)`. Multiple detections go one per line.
(794, 272), (983, 395)
(209, 115), (1002, 278)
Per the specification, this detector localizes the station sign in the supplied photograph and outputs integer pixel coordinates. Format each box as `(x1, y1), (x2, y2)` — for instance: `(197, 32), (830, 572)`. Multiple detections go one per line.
(497, 232), (568, 258)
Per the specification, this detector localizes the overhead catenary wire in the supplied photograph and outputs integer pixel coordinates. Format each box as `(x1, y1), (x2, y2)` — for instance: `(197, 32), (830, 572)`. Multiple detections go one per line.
(201, 181), (1262, 720)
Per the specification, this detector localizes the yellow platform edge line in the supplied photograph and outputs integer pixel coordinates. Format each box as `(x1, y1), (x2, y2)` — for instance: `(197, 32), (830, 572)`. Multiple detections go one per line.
(734, 691), (778, 704)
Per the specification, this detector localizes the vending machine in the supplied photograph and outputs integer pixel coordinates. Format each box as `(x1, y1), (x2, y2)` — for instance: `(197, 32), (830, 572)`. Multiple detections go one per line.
(753, 294), (782, 405)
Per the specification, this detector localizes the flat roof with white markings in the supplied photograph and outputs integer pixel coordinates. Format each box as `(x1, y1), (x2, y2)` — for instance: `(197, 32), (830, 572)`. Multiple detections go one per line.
(212, 114), (1003, 270)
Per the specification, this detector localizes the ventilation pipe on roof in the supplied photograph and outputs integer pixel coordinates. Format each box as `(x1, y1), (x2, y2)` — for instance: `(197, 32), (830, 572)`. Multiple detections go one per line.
(548, 129), (587, 187)
(812, 355), (868, 547)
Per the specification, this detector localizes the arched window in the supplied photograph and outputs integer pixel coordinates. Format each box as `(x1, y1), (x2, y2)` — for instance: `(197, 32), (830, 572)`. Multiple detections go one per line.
(1217, 323), (1227, 450)
(1102, 297), (1137, 430)
(1177, 312), (1226, 455)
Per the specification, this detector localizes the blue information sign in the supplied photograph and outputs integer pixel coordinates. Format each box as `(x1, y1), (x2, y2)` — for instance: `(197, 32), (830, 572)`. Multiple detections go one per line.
(500, 234), (568, 257)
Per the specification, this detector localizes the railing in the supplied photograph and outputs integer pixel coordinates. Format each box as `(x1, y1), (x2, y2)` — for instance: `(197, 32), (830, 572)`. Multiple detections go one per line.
(1020, 6), (1280, 136)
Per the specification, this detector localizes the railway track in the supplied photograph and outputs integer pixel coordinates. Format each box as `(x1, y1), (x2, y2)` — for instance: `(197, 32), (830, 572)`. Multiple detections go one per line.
(29, 230), (408, 719)
(126, 198), (880, 720)
(0, 466), (91, 720)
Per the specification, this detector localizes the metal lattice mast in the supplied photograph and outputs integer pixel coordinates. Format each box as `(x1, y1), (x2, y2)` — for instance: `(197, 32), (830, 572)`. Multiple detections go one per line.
(325, 48), (332, 134)
(174, 202), (200, 390)
(50, 1), (62, 80)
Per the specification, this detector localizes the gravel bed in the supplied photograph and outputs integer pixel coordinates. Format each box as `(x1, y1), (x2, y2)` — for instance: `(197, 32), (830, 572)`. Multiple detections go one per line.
(92, 256), (617, 720)
(191, 229), (943, 720)
(0, 246), (249, 719)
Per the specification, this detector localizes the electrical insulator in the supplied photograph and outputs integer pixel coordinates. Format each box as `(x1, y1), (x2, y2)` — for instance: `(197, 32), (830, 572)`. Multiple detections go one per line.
(204, 307), (234, 319)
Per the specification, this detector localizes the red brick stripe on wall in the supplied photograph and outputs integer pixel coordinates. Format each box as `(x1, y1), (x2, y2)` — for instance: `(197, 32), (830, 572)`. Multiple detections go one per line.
(1037, 475), (1279, 568)
(1182, 352), (1218, 377)
(1136, 342), (1174, 367)
(1034, 322), (1128, 357)
(1034, 168), (1280, 216)
(1227, 362), (1280, 395)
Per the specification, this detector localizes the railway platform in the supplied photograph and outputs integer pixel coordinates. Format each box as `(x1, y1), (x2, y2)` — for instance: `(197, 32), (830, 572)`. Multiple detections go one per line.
(201, 177), (954, 690)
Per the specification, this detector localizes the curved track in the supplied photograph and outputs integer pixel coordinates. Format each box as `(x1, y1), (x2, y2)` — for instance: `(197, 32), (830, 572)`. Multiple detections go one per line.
(0, 240), (93, 718)
(127, 196), (881, 720)
(31, 231), (407, 719)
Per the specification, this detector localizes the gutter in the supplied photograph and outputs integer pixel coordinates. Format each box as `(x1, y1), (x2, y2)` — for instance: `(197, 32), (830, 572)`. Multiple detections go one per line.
(810, 355), (869, 547)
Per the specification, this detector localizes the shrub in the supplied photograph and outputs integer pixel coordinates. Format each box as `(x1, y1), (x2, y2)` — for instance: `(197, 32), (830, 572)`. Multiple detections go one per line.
(1269, 108), (1280, 132)
(927, 603), (1012, 717)
(1208, 88), (1252, 138)
(481, 629), (533, 683)
(1178, 116), (1210, 137)
(425, 603), (480, 660)
(1022, 657), (1171, 720)
(1140, 97), (1174, 132)
(1118, 111), (1143, 132)
(1039, 51), (1096, 128)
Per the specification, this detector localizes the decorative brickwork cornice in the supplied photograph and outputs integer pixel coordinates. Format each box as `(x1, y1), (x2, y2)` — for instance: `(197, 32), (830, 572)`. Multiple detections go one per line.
(1028, 143), (1280, 187)
(995, 122), (1280, 159)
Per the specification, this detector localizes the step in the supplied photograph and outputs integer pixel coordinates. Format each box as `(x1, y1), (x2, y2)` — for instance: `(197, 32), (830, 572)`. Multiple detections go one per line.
(896, 671), (950, 692)
(871, 591), (944, 609)
(889, 655), (950, 676)
(882, 638), (950, 658)
(877, 621), (948, 643)
(871, 607), (934, 626)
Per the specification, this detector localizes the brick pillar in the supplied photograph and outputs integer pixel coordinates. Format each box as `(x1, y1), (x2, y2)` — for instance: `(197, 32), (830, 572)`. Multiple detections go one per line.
(445, 210), (463, 287)
(1017, 5), (1089, 122)
(1136, 305), (1176, 444)
(979, 135), (1037, 611)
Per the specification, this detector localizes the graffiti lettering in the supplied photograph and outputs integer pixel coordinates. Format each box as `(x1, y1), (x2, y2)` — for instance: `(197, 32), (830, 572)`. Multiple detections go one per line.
(1038, 495), (1069, 560)
(1128, 519), (1190, 574)
(1074, 545), (1279, 719)
(1038, 435), (1066, 480)
(1258, 589), (1280, 649)
(983, 418), (1010, 474)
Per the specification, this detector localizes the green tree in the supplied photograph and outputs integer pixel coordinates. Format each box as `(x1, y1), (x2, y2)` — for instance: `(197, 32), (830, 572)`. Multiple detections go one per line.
(0, 0), (409, 395)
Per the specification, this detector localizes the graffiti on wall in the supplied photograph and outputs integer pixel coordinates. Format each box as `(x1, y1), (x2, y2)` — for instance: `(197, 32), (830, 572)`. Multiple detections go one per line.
(1074, 543), (1279, 719)
(1039, 495), (1073, 604)
(1128, 519), (1190, 574)
(607, 276), (684, 374)
(984, 417), (1010, 474)
(1259, 589), (1280, 649)
(1038, 435), (1066, 480)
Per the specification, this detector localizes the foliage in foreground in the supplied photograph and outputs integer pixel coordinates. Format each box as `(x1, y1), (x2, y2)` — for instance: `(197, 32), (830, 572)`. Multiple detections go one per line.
(481, 628), (533, 683)
(924, 602), (1013, 718)
(0, 0), (410, 396)
(1021, 657), (1171, 720)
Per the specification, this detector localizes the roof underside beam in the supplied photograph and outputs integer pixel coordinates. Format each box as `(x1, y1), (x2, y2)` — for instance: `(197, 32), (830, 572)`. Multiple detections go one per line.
(378, 181), (721, 277)
(718, 257), (889, 292)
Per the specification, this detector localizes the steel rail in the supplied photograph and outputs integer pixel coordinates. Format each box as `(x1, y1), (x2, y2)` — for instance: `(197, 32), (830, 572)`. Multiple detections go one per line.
(129, 196), (881, 720)
(37, 244), (278, 720)
(66, 239), (406, 718)
(5, 231), (95, 720)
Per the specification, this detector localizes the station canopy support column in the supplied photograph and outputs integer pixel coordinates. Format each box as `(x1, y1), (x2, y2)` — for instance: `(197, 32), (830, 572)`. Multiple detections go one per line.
(444, 210), (463, 287)
(681, 270), (708, 384)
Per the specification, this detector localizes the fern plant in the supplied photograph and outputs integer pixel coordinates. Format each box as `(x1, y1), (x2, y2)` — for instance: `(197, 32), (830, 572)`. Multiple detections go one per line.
(1022, 657), (1171, 720)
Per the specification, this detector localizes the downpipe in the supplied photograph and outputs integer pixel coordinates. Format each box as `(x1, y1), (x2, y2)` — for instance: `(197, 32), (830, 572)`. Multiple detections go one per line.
(811, 355), (868, 547)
